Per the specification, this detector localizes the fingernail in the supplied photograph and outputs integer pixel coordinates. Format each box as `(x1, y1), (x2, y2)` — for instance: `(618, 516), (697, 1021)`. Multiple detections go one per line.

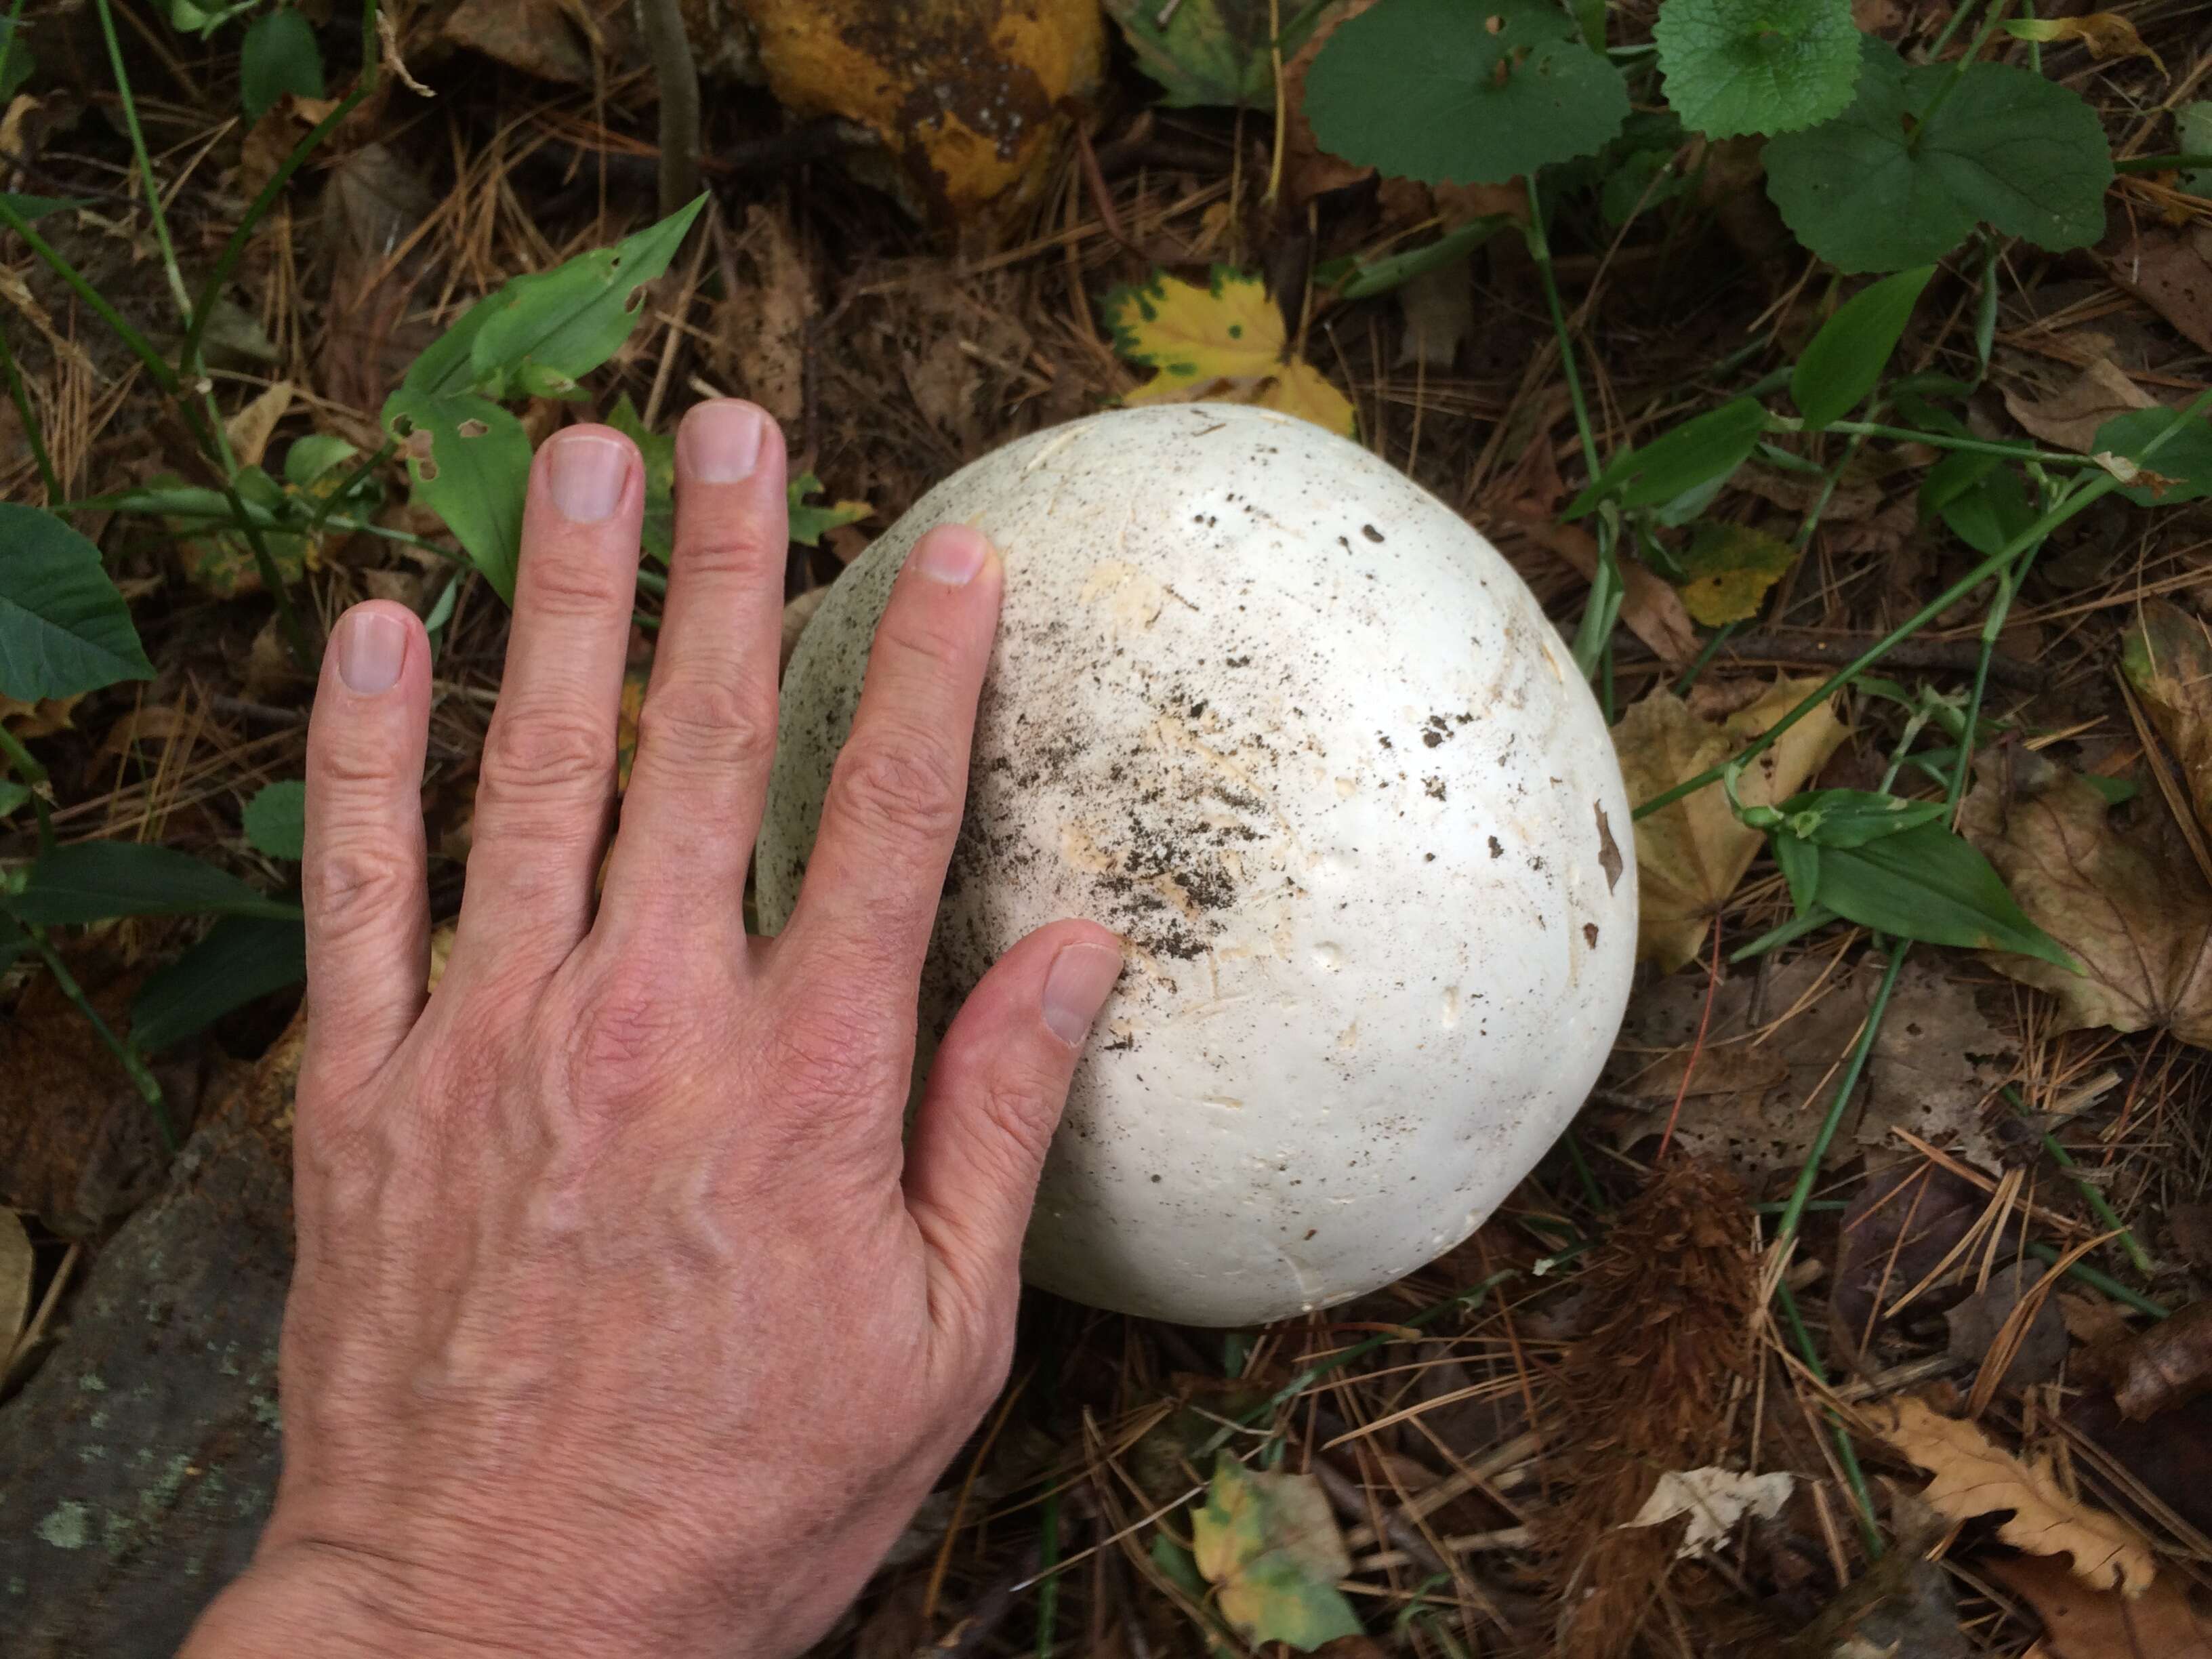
(913, 525), (991, 586)
(682, 401), (766, 483)
(1043, 941), (1123, 1046)
(335, 609), (407, 695)
(546, 433), (630, 523)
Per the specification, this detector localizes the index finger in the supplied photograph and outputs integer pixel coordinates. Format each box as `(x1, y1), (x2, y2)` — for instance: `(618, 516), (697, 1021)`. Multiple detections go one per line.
(773, 526), (1000, 1009)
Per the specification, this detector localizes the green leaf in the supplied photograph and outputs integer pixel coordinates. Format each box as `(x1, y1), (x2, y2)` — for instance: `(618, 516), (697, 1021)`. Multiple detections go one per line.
(1103, 0), (1323, 109)
(0, 194), (87, 223)
(396, 292), (504, 402)
(0, 504), (155, 700)
(2182, 102), (2212, 196)
(1671, 520), (1795, 624)
(1810, 819), (2073, 968)
(382, 388), (533, 601)
(242, 780), (307, 861)
(1790, 265), (1936, 429)
(1765, 41), (2114, 274)
(1566, 396), (1766, 519)
(608, 394), (677, 562)
(788, 473), (869, 548)
(1303, 0), (1629, 186)
(12, 841), (301, 926)
(2090, 407), (2212, 506)
(1929, 457), (2034, 556)
(129, 916), (306, 1054)
(1653, 0), (1860, 140)
(0, 781), (28, 819)
(1771, 830), (1821, 914)
(0, 15), (34, 101)
(282, 433), (358, 487)
(470, 197), (707, 398)
(239, 7), (323, 122)
(1190, 1456), (1362, 1650)
(1776, 787), (1949, 848)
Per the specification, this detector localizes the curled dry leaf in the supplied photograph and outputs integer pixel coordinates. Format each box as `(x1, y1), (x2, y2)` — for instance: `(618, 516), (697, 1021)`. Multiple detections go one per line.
(0, 1207), (29, 1359)
(1961, 758), (2212, 1049)
(1622, 1467), (1793, 1559)
(1613, 676), (1847, 972)
(2007, 13), (2166, 71)
(2120, 598), (2212, 840)
(2001, 358), (2157, 453)
(2110, 1300), (2212, 1422)
(1872, 1395), (2157, 1595)
(1984, 1553), (2212, 1659)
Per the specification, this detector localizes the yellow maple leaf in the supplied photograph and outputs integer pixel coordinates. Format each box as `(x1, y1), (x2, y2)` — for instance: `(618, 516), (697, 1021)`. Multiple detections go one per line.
(1105, 267), (1357, 437)
(1612, 676), (1847, 972)
(1875, 1395), (2158, 1596)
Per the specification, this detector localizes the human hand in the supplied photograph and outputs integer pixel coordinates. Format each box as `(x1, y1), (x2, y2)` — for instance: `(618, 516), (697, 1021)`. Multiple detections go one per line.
(180, 403), (1124, 1658)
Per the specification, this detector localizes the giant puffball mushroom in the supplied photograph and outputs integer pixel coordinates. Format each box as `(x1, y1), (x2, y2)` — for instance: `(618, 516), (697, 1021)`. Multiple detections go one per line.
(760, 403), (1637, 1326)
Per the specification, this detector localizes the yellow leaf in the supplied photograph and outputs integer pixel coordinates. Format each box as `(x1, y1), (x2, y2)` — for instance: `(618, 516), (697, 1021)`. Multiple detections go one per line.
(1190, 1456), (1363, 1650)
(1672, 522), (1795, 626)
(1612, 677), (1847, 972)
(0, 694), (81, 740)
(1875, 1395), (2158, 1595)
(223, 380), (295, 469)
(1106, 268), (1358, 438)
(2007, 13), (2165, 71)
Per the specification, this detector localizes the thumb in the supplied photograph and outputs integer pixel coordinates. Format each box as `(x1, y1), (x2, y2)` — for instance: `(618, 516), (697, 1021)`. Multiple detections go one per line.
(904, 921), (1124, 1332)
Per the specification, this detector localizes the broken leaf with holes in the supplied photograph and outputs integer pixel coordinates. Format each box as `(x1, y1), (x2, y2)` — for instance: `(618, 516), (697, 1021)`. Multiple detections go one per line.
(1961, 757), (2212, 1049)
(1874, 1395), (2158, 1593)
(1189, 1455), (1362, 1650)
(1106, 268), (1356, 436)
(382, 198), (704, 600)
(1613, 677), (1847, 972)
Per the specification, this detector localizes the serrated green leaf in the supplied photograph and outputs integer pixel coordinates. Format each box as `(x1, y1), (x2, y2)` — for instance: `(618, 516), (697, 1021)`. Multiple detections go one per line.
(1103, 0), (1322, 109)
(130, 916), (306, 1054)
(1809, 819), (2074, 968)
(1190, 1456), (1361, 1651)
(1653, 0), (1860, 140)
(470, 197), (705, 395)
(2090, 407), (2212, 506)
(1672, 520), (1795, 624)
(239, 7), (323, 122)
(12, 840), (300, 926)
(1765, 41), (2113, 273)
(242, 780), (307, 861)
(1303, 0), (1629, 186)
(382, 388), (533, 602)
(1567, 396), (1767, 518)
(0, 505), (155, 701)
(1790, 265), (1935, 430)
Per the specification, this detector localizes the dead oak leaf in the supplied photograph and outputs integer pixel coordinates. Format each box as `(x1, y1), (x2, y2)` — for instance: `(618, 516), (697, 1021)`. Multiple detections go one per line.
(1873, 1395), (2158, 1595)
(1961, 761), (2212, 1049)
(1984, 1554), (2212, 1659)
(1613, 676), (1847, 972)
(1105, 267), (1357, 437)
(2002, 358), (2157, 453)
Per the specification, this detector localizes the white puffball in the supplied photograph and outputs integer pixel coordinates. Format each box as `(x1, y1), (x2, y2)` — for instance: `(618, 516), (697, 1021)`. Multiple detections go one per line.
(760, 403), (1636, 1326)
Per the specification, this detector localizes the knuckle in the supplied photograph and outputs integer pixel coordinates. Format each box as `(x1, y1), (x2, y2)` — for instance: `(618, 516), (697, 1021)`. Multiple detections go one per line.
(970, 1071), (1063, 1174)
(767, 1000), (901, 1112)
(308, 842), (415, 941)
(677, 527), (780, 583)
(827, 738), (964, 851)
(571, 984), (687, 1093)
(520, 550), (630, 620)
(634, 678), (776, 777)
(477, 704), (614, 808)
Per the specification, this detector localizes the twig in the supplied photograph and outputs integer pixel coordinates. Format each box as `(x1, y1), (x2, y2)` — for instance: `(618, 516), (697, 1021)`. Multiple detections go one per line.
(637, 0), (701, 217)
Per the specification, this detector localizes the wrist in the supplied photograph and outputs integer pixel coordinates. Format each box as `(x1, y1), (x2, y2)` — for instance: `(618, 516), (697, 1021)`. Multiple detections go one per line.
(180, 1549), (531, 1659)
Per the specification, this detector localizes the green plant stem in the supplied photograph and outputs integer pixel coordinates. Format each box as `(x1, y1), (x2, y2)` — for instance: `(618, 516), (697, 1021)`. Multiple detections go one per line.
(0, 328), (59, 501)
(14, 920), (175, 1147)
(0, 199), (181, 391)
(1927, 0), (1984, 55)
(1774, 1279), (1883, 1556)
(1771, 947), (1911, 1254)
(1817, 420), (2090, 467)
(2003, 1084), (2154, 1277)
(0, 726), (56, 853)
(179, 1), (384, 377)
(1943, 526), (2038, 813)
(2114, 152), (2212, 175)
(2023, 1242), (2167, 1319)
(94, 0), (192, 321)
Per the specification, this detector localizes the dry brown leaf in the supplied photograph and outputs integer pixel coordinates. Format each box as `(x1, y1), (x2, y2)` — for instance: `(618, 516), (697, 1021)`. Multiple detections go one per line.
(2109, 226), (2212, 355)
(1945, 1273), (2069, 1394)
(1614, 676), (1847, 971)
(0, 695), (80, 739)
(1395, 263), (1473, 368)
(1279, 0), (1380, 209)
(1961, 758), (2212, 1049)
(1514, 518), (1700, 665)
(2110, 1300), (2212, 1422)
(1873, 1395), (2157, 1595)
(1863, 962), (2017, 1172)
(2002, 359), (2157, 453)
(715, 204), (812, 426)
(2059, 1292), (2136, 1351)
(1986, 1553), (2212, 1659)
(438, 0), (593, 82)
(0, 1208), (30, 1359)
(2121, 598), (2212, 841)
(2013, 13), (2165, 70)
(223, 380), (293, 470)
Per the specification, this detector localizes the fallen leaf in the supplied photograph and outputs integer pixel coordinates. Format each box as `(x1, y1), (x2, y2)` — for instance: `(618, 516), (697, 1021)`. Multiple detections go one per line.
(1946, 1273), (2070, 1394)
(1622, 1466), (1793, 1559)
(1395, 262), (1472, 368)
(1830, 1164), (2007, 1372)
(1961, 758), (2212, 1049)
(1508, 516), (1701, 663)
(223, 380), (294, 470)
(1105, 267), (1357, 436)
(2002, 359), (2157, 453)
(735, 0), (1105, 228)
(2120, 598), (2212, 840)
(2005, 13), (2165, 71)
(438, 0), (592, 83)
(2064, 1389), (2212, 1541)
(2058, 1292), (2137, 1352)
(0, 694), (79, 739)
(1103, 0), (1305, 108)
(2108, 226), (2212, 355)
(1985, 1554), (2212, 1659)
(714, 203), (811, 426)
(1613, 676), (1848, 971)
(1862, 962), (2018, 1172)
(0, 1208), (29, 1359)
(1672, 520), (1796, 626)
(1279, 0), (1380, 208)
(1811, 1553), (1973, 1659)
(2110, 1300), (2212, 1422)
(1872, 1395), (2157, 1595)
(1191, 1455), (1363, 1650)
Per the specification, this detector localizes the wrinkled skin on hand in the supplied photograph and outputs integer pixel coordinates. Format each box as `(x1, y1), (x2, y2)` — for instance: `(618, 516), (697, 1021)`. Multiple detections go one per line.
(179, 403), (1122, 1658)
